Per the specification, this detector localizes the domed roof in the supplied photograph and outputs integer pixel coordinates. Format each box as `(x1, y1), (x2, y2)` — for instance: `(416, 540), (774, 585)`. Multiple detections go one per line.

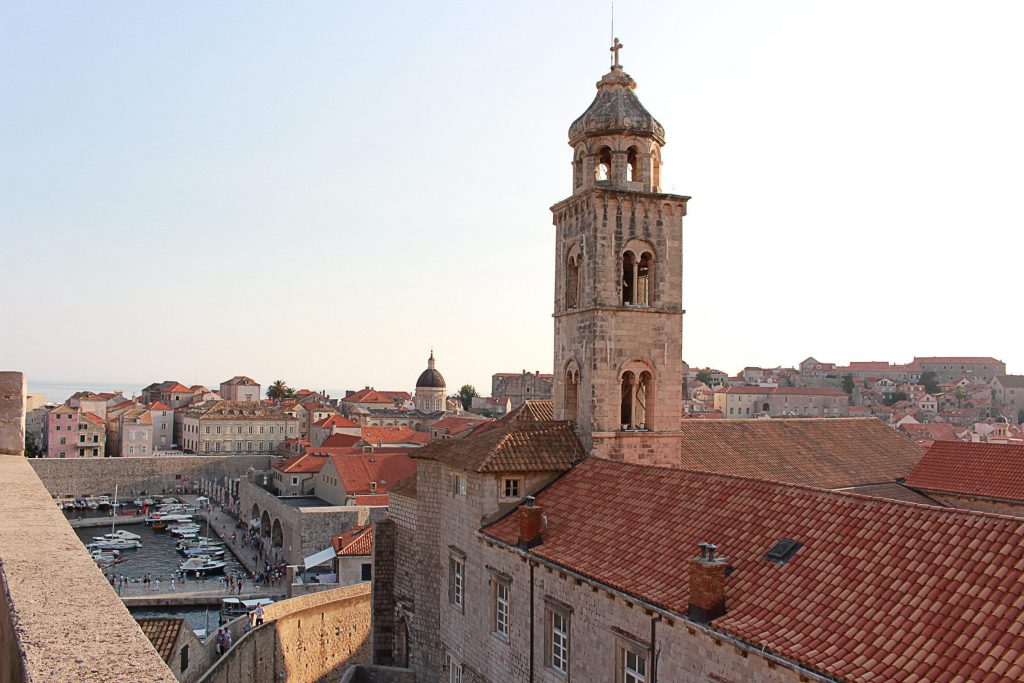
(416, 351), (446, 389)
(568, 65), (665, 146)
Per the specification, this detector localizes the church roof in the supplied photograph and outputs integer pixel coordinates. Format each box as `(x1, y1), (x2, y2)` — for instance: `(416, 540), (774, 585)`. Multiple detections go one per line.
(568, 65), (664, 146)
(415, 368), (445, 389)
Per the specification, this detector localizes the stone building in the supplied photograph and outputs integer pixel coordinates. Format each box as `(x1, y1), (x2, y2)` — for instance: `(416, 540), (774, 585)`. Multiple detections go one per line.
(315, 452), (417, 506)
(992, 374), (1024, 422)
(914, 356), (1006, 383)
(713, 385), (849, 418)
(414, 352), (446, 413)
(490, 372), (553, 409)
(550, 53), (688, 466)
(43, 405), (106, 458)
(175, 400), (298, 455)
(137, 617), (210, 683)
(218, 375), (261, 402)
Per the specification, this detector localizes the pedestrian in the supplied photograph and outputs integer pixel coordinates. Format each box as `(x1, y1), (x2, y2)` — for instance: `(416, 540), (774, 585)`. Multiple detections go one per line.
(154, 578), (160, 592)
(215, 629), (224, 656)
(171, 578), (176, 592)
(238, 578), (244, 595)
(223, 628), (232, 651)
(254, 603), (264, 626)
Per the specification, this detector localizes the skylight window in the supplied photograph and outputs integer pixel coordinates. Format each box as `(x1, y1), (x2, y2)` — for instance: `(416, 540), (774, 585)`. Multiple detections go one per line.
(766, 539), (802, 564)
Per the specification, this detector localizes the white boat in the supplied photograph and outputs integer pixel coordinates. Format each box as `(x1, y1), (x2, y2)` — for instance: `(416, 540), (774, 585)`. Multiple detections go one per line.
(176, 536), (220, 549)
(170, 524), (202, 537)
(146, 513), (193, 526)
(90, 549), (120, 563)
(179, 555), (227, 575)
(183, 546), (225, 558)
(92, 530), (141, 543)
(88, 538), (141, 550)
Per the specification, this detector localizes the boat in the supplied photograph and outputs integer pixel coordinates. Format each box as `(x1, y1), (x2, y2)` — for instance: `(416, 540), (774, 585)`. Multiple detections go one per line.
(145, 513), (193, 526)
(176, 536), (221, 549)
(151, 521), (168, 531)
(179, 555), (227, 575)
(169, 524), (202, 537)
(88, 538), (141, 550)
(90, 549), (121, 563)
(92, 530), (141, 543)
(182, 546), (225, 558)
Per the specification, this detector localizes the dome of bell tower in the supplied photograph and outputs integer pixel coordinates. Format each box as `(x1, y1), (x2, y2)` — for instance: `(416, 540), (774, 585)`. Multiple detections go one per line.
(568, 65), (665, 147)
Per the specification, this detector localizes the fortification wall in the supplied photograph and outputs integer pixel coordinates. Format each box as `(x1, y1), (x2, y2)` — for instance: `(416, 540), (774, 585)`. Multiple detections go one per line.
(30, 454), (273, 498)
(198, 583), (372, 683)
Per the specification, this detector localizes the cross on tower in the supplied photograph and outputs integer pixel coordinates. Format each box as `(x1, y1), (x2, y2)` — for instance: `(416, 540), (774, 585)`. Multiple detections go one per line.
(610, 37), (624, 67)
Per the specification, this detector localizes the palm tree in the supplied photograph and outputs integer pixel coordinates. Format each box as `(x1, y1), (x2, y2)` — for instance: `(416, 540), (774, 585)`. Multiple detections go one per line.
(267, 380), (289, 401)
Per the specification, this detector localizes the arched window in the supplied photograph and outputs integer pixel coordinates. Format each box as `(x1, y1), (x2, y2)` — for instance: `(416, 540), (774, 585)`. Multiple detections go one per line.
(564, 366), (579, 422)
(762, 402), (770, 412)
(621, 251), (636, 305)
(650, 146), (661, 191)
(565, 247), (581, 309)
(595, 147), (611, 182)
(626, 146), (638, 182)
(635, 371), (652, 429)
(620, 371), (635, 428)
(573, 149), (585, 191)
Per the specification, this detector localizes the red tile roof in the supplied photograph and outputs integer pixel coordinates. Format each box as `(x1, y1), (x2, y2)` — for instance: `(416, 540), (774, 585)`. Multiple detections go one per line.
(81, 412), (105, 427)
(273, 453), (329, 474)
(431, 415), (492, 437)
(327, 453), (416, 495)
(148, 401), (172, 411)
(905, 441), (1024, 502)
(163, 383), (191, 393)
(331, 525), (373, 556)
(914, 356), (1004, 365)
(677, 418), (923, 489)
(351, 494), (390, 506)
(137, 618), (184, 664)
(483, 458), (1024, 683)
(313, 414), (358, 429)
(343, 388), (396, 404)
(319, 433), (362, 449)
(361, 426), (419, 445)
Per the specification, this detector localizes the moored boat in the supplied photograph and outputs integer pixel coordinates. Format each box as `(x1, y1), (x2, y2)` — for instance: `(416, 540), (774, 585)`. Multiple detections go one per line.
(179, 555), (227, 575)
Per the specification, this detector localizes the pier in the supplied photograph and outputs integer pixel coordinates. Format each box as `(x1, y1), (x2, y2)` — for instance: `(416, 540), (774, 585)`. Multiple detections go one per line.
(69, 515), (145, 528)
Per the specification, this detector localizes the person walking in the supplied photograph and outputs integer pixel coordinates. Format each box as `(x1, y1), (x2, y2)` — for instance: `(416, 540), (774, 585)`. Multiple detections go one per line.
(223, 627), (232, 651)
(254, 603), (264, 626)
(154, 578), (160, 592)
(215, 629), (225, 656)
(170, 578), (176, 592)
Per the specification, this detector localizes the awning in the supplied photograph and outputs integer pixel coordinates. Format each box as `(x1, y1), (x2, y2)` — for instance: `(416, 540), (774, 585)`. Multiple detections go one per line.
(250, 518), (260, 528)
(303, 546), (336, 569)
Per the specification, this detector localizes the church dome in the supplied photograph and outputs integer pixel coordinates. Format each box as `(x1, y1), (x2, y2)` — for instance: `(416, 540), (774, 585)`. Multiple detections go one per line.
(568, 65), (665, 146)
(416, 351), (446, 389)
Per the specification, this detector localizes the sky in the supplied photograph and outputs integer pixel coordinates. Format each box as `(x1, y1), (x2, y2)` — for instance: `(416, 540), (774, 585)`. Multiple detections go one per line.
(2, 1), (1022, 399)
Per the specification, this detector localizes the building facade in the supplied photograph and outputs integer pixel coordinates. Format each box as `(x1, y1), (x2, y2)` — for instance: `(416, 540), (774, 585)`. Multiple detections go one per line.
(176, 400), (298, 455)
(713, 386), (850, 419)
(415, 352), (447, 413)
(490, 372), (553, 409)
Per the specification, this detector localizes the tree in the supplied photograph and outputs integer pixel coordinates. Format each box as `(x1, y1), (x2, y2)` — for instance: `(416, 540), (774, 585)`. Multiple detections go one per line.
(919, 371), (940, 395)
(24, 436), (41, 458)
(695, 368), (714, 385)
(458, 384), (479, 410)
(842, 374), (855, 395)
(883, 391), (909, 407)
(267, 380), (290, 401)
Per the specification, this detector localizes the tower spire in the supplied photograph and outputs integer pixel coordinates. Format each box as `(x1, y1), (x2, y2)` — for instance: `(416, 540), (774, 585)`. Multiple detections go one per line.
(610, 37), (624, 68)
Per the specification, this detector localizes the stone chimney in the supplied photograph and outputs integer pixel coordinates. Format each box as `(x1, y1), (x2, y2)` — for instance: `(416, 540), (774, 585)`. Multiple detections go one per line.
(688, 542), (727, 622)
(517, 496), (544, 549)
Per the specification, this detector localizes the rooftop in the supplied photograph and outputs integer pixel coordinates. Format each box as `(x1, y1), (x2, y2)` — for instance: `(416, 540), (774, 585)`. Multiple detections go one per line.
(483, 458), (1024, 683)
(905, 441), (1024, 503)
(136, 618), (184, 664)
(677, 418), (923, 489)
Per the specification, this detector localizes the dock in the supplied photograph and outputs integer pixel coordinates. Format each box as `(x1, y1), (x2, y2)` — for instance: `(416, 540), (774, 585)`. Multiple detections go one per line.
(121, 588), (281, 607)
(69, 515), (146, 528)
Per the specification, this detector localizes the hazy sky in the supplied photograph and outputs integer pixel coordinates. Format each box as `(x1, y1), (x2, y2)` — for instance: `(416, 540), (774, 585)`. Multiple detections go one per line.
(2, 1), (1022, 397)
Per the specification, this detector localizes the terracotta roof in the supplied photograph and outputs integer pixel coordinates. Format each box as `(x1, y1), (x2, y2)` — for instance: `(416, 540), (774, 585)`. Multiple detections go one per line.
(482, 458), (1024, 683)
(431, 415), (492, 437)
(389, 473), (417, 499)
(178, 400), (291, 421)
(905, 441), (1024, 502)
(413, 412), (581, 473)
(222, 375), (258, 386)
(677, 418), (923, 489)
(332, 525), (373, 556)
(313, 414), (358, 429)
(273, 453), (329, 474)
(898, 422), (961, 444)
(915, 356), (1004, 365)
(343, 388), (395, 404)
(162, 383), (191, 393)
(136, 618), (183, 664)
(497, 399), (554, 423)
(722, 386), (847, 396)
(81, 412), (105, 427)
(408, 431), (431, 445)
(351, 494), (390, 506)
(148, 401), (172, 410)
(320, 433), (362, 448)
(361, 426), (419, 445)
(327, 453), (416, 495)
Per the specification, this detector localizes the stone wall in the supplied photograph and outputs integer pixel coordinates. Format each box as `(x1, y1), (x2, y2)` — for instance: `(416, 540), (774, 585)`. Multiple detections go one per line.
(339, 664), (416, 683)
(30, 454), (272, 498)
(0, 455), (177, 683)
(0, 372), (25, 455)
(197, 583), (372, 683)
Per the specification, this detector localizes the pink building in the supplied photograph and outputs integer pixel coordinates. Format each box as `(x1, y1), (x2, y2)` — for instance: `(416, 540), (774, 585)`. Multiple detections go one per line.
(45, 405), (106, 458)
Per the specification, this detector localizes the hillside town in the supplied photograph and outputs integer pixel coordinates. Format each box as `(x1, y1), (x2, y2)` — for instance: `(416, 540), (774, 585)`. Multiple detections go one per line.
(3, 15), (1024, 683)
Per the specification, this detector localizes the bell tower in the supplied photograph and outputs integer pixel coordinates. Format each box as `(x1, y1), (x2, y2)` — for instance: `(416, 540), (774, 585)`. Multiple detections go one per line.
(552, 43), (689, 466)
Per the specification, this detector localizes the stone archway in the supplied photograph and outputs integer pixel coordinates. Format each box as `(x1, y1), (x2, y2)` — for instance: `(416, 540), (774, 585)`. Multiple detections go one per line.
(271, 519), (283, 548)
(250, 503), (260, 524)
(261, 511), (271, 539)
(396, 617), (410, 668)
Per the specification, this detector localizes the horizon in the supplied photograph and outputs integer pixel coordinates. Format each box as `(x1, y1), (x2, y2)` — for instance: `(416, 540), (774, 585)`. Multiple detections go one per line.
(3, 1), (1022, 391)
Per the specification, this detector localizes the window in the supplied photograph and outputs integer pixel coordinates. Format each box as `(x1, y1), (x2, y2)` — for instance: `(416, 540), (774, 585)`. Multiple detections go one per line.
(259, 425), (264, 434)
(204, 443), (210, 453)
(361, 563), (372, 581)
(215, 442), (221, 452)
(291, 476), (298, 485)
(128, 446), (134, 455)
(258, 441), (264, 451)
(60, 437), (66, 445)
(453, 474), (467, 496)
(215, 426), (221, 434)
(79, 434), (85, 443)
(141, 446), (146, 454)
(502, 478), (521, 499)
(565, 248), (581, 309)
(248, 426), (254, 434)
(546, 602), (571, 675)
(491, 573), (511, 638)
(180, 644), (189, 672)
(236, 442), (242, 452)
(446, 653), (463, 683)
(448, 551), (465, 609)
(621, 647), (647, 683)
(205, 426), (210, 434)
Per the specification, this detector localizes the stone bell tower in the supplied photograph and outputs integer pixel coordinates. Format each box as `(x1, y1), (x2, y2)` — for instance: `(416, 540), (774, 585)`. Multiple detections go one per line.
(552, 41), (689, 466)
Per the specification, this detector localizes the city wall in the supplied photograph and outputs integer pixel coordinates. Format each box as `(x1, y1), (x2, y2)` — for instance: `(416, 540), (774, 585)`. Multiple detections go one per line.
(0, 454), (177, 683)
(198, 583), (372, 683)
(29, 454), (273, 498)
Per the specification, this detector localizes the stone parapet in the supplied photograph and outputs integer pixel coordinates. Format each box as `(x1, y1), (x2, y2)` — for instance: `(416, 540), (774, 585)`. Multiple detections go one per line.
(0, 455), (177, 682)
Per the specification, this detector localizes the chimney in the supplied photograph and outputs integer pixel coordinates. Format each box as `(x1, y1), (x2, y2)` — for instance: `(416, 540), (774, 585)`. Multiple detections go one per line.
(517, 496), (544, 549)
(688, 542), (727, 622)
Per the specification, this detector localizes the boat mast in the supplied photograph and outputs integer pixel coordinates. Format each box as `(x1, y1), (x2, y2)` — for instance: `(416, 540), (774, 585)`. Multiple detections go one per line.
(111, 484), (118, 535)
